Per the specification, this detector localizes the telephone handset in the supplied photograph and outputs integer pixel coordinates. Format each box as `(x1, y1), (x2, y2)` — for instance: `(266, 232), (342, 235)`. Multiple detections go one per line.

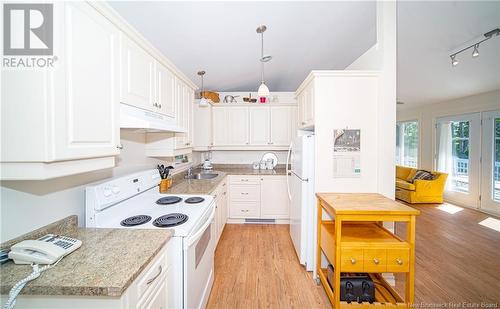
(8, 234), (82, 265)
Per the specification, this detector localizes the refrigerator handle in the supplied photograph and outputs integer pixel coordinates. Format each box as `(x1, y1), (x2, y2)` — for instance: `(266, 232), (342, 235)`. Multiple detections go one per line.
(286, 142), (293, 201)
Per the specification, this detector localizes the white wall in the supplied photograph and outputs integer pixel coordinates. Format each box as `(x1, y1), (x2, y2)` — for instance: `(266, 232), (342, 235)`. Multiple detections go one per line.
(0, 130), (182, 242)
(201, 150), (288, 165)
(346, 0), (397, 198)
(397, 89), (500, 171)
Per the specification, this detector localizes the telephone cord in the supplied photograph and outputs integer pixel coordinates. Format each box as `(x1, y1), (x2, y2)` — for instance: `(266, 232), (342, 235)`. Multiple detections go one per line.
(3, 258), (62, 309)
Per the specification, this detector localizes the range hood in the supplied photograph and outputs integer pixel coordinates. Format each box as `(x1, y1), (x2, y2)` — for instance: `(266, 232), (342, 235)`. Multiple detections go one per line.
(120, 103), (186, 133)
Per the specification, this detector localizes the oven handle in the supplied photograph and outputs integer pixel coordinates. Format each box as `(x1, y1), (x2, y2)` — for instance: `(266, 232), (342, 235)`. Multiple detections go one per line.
(184, 206), (216, 249)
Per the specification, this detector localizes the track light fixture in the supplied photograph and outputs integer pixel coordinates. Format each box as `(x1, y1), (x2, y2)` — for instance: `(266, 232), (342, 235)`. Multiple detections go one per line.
(449, 28), (499, 67)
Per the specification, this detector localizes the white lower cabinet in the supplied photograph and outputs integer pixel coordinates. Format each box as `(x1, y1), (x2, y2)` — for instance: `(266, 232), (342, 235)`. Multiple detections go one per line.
(228, 175), (289, 220)
(212, 178), (228, 245)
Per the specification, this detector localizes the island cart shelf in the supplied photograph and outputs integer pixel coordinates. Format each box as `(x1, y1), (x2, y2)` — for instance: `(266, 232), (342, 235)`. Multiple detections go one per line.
(316, 193), (420, 308)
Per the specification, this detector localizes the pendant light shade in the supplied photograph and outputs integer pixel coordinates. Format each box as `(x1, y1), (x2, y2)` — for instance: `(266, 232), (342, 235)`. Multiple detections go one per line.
(258, 82), (270, 97)
(197, 70), (209, 107)
(256, 25), (271, 97)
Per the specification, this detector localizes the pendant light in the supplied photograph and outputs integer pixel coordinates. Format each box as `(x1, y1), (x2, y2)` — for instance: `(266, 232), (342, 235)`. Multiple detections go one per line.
(197, 70), (209, 107)
(256, 25), (272, 97)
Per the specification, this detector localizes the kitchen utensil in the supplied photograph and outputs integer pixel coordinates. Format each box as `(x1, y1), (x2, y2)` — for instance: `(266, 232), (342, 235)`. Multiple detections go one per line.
(223, 95), (239, 103)
(261, 152), (278, 169)
(259, 161), (267, 170)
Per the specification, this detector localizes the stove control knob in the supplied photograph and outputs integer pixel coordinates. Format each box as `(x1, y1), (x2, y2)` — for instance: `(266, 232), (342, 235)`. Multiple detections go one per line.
(103, 188), (112, 197)
(111, 186), (120, 194)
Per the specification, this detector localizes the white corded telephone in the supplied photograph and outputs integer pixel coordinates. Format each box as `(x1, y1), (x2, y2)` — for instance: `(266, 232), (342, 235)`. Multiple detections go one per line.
(4, 234), (82, 309)
(8, 234), (82, 265)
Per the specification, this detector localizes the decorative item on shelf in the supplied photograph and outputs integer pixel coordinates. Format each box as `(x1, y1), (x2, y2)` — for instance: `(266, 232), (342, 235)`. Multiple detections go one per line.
(157, 165), (174, 193)
(243, 93), (257, 103)
(449, 28), (499, 67)
(256, 25), (271, 97)
(259, 97), (267, 103)
(261, 152), (278, 169)
(201, 91), (220, 103)
(252, 161), (260, 170)
(223, 95), (239, 103)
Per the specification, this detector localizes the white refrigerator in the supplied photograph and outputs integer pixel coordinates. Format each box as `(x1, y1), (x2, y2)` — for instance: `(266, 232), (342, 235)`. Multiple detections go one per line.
(286, 133), (316, 272)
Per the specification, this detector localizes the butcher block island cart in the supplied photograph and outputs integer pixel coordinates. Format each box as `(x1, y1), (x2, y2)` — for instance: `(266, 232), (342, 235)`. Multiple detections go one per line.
(315, 193), (420, 308)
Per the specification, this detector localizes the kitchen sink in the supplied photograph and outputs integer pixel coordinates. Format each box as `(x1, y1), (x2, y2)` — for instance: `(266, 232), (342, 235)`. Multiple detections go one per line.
(185, 173), (218, 180)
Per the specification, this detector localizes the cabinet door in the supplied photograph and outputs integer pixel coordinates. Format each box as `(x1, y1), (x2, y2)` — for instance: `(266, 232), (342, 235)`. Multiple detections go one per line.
(297, 93), (306, 128)
(260, 176), (289, 219)
(212, 108), (227, 146)
(185, 87), (194, 147)
(227, 107), (249, 145)
(54, 2), (120, 160)
(270, 106), (292, 146)
(120, 35), (155, 111)
(304, 84), (314, 125)
(249, 107), (270, 145)
(156, 63), (175, 118)
(174, 79), (186, 148)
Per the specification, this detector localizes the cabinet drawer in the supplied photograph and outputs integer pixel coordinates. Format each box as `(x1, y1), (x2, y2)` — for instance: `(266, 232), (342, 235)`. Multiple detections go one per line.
(230, 201), (260, 218)
(340, 248), (364, 272)
(229, 175), (261, 185)
(230, 184), (260, 201)
(136, 246), (168, 298)
(363, 249), (387, 272)
(386, 248), (410, 272)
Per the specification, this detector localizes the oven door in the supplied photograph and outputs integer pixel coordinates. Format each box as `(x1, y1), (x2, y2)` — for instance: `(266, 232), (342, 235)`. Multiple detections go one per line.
(183, 206), (215, 309)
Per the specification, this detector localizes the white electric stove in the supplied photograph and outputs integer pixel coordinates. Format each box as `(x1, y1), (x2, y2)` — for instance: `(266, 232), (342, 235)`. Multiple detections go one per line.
(85, 169), (216, 309)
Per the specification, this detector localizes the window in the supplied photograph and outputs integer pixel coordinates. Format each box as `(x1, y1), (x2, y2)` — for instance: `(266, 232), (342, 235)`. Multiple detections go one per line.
(450, 121), (470, 192)
(494, 118), (500, 202)
(396, 121), (419, 167)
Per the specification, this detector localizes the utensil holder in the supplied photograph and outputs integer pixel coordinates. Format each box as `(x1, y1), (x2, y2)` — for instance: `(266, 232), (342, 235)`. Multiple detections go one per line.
(159, 178), (172, 193)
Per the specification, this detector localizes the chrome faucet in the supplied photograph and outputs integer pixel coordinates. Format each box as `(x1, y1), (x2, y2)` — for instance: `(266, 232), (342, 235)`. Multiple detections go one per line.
(186, 166), (193, 178)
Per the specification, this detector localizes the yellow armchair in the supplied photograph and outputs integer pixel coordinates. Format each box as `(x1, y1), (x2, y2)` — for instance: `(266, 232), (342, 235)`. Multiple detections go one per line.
(395, 165), (448, 204)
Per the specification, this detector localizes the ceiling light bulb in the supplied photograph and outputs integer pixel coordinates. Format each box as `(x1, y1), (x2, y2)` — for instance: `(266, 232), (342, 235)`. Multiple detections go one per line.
(451, 55), (459, 67)
(258, 82), (270, 97)
(472, 44), (479, 58)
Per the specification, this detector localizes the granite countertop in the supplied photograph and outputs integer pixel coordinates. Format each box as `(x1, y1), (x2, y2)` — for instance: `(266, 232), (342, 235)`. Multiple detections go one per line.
(0, 217), (173, 297)
(166, 165), (287, 195)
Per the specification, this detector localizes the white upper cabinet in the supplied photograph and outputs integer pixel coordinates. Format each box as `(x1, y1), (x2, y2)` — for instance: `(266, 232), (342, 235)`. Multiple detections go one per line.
(296, 80), (315, 129)
(156, 63), (176, 118)
(270, 106), (294, 146)
(249, 107), (270, 145)
(1, 2), (119, 180)
(120, 35), (155, 111)
(227, 107), (249, 145)
(212, 108), (228, 146)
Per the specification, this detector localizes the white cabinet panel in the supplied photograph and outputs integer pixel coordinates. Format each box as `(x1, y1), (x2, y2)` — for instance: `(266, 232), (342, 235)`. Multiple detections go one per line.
(120, 35), (155, 111)
(227, 107), (249, 145)
(212, 108), (227, 146)
(249, 107), (270, 145)
(55, 2), (120, 160)
(260, 176), (289, 219)
(156, 63), (175, 118)
(270, 106), (292, 146)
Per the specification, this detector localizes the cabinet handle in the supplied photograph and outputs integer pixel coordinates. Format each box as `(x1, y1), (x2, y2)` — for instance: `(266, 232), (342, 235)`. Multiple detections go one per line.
(245, 142), (249, 145)
(146, 265), (162, 285)
(301, 121), (306, 125)
(241, 210), (249, 212)
(373, 258), (380, 265)
(116, 144), (123, 149)
(241, 179), (249, 182)
(158, 104), (162, 108)
(213, 194), (218, 198)
(223, 192), (226, 195)
(350, 258), (356, 264)
(396, 258), (403, 265)
(241, 192), (249, 195)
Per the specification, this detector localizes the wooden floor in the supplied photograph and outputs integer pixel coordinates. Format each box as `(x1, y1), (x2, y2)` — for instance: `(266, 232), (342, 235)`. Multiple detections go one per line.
(207, 204), (500, 308)
(394, 203), (500, 304)
(206, 224), (331, 309)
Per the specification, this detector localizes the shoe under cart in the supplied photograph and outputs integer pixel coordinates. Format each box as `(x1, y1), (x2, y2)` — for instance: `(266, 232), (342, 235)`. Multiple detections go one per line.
(315, 193), (420, 308)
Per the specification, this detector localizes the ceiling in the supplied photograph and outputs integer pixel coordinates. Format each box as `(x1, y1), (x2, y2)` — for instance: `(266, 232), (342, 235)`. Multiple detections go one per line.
(397, 1), (500, 108)
(108, 1), (376, 92)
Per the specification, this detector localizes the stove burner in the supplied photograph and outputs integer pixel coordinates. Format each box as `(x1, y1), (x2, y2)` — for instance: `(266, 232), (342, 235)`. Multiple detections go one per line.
(153, 213), (188, 227)
(120, 215), (152, 227)
(185, 197), (205, 204)
(156, 196), (182, 205)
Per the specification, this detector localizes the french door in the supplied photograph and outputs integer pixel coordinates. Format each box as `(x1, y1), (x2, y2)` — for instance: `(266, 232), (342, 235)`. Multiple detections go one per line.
(435, 113), (481, 208)
(480, 110), (500, 215)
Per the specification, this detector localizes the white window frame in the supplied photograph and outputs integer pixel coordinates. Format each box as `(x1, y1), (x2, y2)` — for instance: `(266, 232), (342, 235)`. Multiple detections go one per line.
(396, 120), (419, 168)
